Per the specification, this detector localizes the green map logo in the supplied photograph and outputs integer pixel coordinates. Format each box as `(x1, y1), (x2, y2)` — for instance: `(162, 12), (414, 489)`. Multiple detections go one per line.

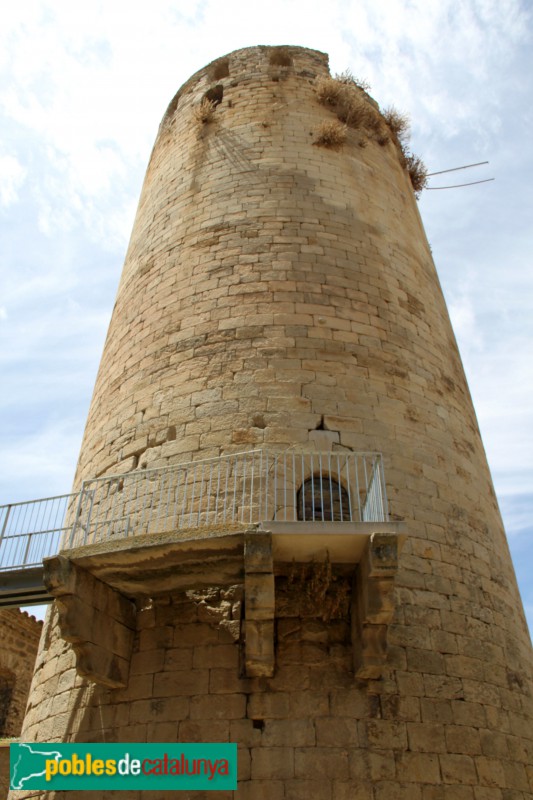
(11, 743), (237, 791)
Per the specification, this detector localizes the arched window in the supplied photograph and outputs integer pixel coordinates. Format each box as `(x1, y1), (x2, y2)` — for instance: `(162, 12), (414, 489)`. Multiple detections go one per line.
(297, 476), (351, 521)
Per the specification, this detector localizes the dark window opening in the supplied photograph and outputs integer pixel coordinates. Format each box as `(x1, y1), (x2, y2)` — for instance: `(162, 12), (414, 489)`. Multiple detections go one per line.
(204, 85), (224, 107)
(209, 59), (230, 80)
(297, 476), (351, 522)
(269, 48), (293, 67)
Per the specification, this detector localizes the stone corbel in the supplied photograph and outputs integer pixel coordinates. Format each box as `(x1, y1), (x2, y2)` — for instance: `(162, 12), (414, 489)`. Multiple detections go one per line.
(43, 555), (136, 689)
(243, 532), (275, 678)
(352, 532), (400, 680)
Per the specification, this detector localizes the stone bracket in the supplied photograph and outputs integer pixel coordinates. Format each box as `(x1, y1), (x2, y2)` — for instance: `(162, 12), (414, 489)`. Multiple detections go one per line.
(351, 532), (401, 680)
(244, 532), (275, 678)
(43, 555), (136, 689)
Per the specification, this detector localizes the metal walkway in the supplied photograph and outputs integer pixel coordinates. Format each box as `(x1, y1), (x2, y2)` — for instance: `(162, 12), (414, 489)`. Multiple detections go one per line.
(0, 450), (388, 607)
(0, 493), (77, 607)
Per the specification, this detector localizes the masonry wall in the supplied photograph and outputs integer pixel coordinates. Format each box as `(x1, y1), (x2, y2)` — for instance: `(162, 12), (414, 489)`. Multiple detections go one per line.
(16, 45), (533, 799)
(19, 583), (533, 800)
(0, 609), (42, 796)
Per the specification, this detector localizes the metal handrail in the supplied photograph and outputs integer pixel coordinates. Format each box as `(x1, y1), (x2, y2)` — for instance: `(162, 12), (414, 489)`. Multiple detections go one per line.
(0, 493), (79, 572)
(0, 450), (388, 572)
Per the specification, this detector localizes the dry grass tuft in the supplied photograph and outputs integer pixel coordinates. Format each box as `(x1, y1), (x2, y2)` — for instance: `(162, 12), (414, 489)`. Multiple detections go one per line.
(193, 98), (217, 125)
(287, 555), (350, 622)
(382, 106), (410, 146)
(336, 96), (374, 129)
(405, 153), (428, 196)
(315, 77), (344, 107)
(315, 73), (428, 198)
(314, 119), (347, 148)
(334, 70), (371, 93)
(316, 76), (382, 136)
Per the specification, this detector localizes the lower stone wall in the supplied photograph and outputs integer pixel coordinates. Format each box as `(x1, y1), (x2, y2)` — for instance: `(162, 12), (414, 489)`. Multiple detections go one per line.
(0, 609), (42, 798)
(13, 573), (533, 800)
(0, 609), (42, 737)
(0, 744), (10, 797)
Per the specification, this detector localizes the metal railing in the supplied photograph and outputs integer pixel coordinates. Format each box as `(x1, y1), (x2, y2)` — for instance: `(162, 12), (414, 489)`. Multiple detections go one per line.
(0, 450), (388, 572)
(0, 494), (78, 572)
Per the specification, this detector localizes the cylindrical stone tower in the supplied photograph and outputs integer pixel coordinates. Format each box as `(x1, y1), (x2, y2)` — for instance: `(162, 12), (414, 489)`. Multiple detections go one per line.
(19, 46), (533, 800)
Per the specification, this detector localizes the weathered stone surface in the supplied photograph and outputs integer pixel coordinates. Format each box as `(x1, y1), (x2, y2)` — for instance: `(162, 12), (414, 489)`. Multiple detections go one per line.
(43, 556), (135, 688)
(352, 533), (401, 678)
(0, 609), (41, 794)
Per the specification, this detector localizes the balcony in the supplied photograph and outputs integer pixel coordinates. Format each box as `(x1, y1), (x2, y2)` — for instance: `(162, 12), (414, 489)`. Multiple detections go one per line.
(0, 449), (405, 682)
(1, 449), (388, 575)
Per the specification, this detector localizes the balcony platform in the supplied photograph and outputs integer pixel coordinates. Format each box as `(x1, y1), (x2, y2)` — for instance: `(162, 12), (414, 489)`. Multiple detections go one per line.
(41, 520), (406, 687)
(54, 520), (405, 597)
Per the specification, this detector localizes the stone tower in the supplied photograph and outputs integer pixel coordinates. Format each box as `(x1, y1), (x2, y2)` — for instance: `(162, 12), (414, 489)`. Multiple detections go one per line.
(18, 46), (533, 799)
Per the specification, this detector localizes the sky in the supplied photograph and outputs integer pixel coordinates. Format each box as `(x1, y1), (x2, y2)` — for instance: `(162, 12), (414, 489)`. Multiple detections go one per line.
(0, 0), (532, 632)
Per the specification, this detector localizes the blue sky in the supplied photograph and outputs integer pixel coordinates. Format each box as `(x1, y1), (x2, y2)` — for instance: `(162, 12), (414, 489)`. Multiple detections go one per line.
(1, 0), (532, 632)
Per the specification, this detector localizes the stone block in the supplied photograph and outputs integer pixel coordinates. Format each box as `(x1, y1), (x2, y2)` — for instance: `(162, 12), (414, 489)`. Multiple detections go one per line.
(295, 747), (349, 779)
(290, 690), (330, 718)
(364, 751), (394, 781)
(251, 747), (295, 780)
(475, 757), (507, 788)
(192, 643), (238, 669)
(244, 531), (273, 572)
(164, 647), (194, 671)
(420, 699), (453, 724)
(153, 669), (209, 697)
(262, 719), (316, 748)
(173, 623), (220, 647)
(439, 754), (478, 785)
(209, 668), (251, 695)
(316, 718), (358, 747)
(333, 782), (374, 800)
(445, 725), (482, 755)
(178, 719), (230, 742)
(381, 694), (421, 722)
(330, 688), (377, 719)
(407, 722), (447, 753)
(245, 573), (275, 619)
(365, 720), (408, 750)
(471, 789), (503, 800)
(237, 779), (286, 799)
(284, 778), (333, 799)
(247, 692), (291, 719)
(245, 619), (274, 678)
(237, 746), (251, 781)
(423, 675), (464, 700)
(373, 782), (423, 800)
(407, 648), (445, 676)
(190, 693), (246, 720)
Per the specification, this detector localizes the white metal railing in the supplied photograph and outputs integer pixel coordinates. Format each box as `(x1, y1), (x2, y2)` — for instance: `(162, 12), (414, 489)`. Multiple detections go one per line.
(0, 494), (78, 572)
(0, 450), (388, 571)
(68, 450), (387, 548)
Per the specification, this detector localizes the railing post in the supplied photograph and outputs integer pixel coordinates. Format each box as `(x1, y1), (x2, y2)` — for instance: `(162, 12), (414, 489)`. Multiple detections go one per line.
(0, 504), (11, 545)
(22, 532), (33, 566)
(68, 486), (88, 548)
(379, 453), (389, 522)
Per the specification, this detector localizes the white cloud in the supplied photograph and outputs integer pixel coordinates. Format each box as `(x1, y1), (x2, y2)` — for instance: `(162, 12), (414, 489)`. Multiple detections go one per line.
(0, 417), (83, 504)
(0, 152), (26, 207)
(448, 288), (484, 354)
